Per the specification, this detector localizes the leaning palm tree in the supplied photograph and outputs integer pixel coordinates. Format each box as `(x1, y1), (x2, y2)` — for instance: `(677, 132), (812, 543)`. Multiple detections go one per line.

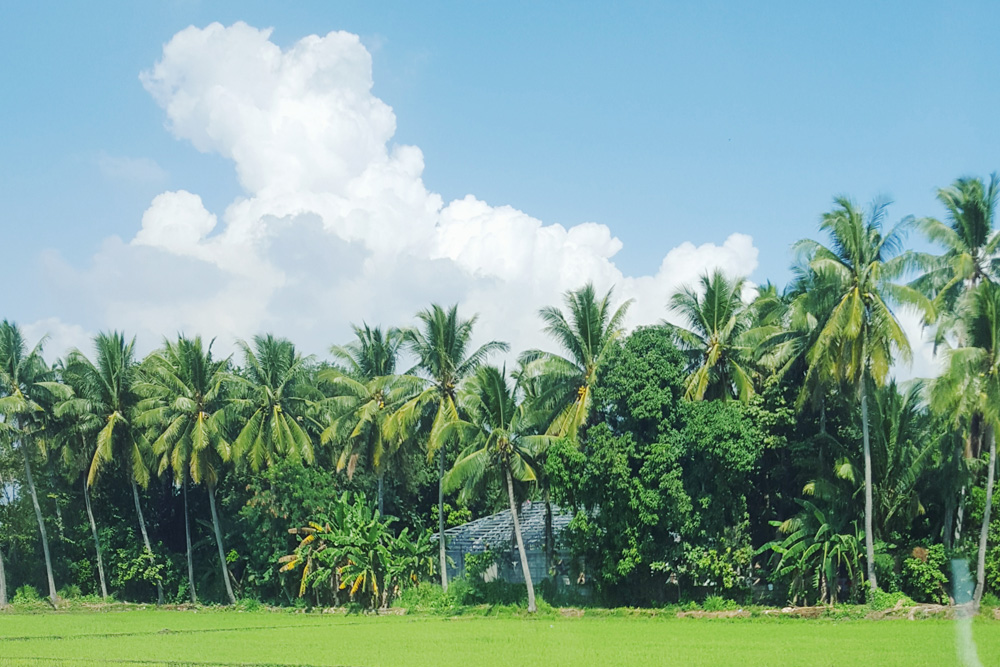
(666, 270), (755, 401)
(318, 324), (422, 515)
(228, 335), (315, 473)
(388, 304), (508, 591)
(442, 365), (554, 613)
(794, 197), (930, 591)
(0, 321), (65, 604)
(59, 331), (163, 603)
(519, 283), (632, 439)
(932, 281), (1000, 608)
(137, 336), (236, 604)
(913, 174), (999, 544)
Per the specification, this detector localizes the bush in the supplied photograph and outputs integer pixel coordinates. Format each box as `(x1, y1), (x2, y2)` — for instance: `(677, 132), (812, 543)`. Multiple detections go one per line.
(900, 545), (949, 604)
(12, 585), (41, 604)
(866, 586), (914, 611)
(702, 594), (738, 611)
(58, 585), (82, 599)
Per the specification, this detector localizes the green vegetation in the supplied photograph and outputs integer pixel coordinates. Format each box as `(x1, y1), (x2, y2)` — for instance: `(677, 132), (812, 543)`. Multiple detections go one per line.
(3, 174), (1000, 623)
(1, 609), (999, 666)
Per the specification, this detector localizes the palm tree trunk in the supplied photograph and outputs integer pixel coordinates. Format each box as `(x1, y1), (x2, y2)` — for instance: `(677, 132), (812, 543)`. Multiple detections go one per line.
(0, 541), (8, 607)
(438, 447), (448, 592)
(23, 448), (58, 604)
(209, 484), (237, 604)
(131, 479), (164, 604)
(183, 476), (197, 604)
(83, 476), (109, 600)
(943, 495), (955, 550)
(377, 472), (385, 517)
(505, 466), (536, 613)
(860, 382), (878, 590)
(956, 486), (967, 544)
(974, 426), (996, 609)
(544, 489), (554, 581)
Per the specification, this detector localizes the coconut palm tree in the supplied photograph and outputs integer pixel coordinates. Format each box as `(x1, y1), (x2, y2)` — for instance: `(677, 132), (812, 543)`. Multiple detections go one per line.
(59, 331), (163, 603)
(137, 336), (236, 604)
(913, 174), (999, 544)
(519, 283), (632, 439)
(229, 335), (315, 473)
(931, 281), (1000, 608)
(794, 197), (930, 591)
(913, 174), (999, 348)
(388, 304), (508, 591)
(318, 324), (422, 515)
(0, 321), (66, 604)
(442, 365), (555, 613)
(666, 270), (755, 401)
(48, 389), (109, 601)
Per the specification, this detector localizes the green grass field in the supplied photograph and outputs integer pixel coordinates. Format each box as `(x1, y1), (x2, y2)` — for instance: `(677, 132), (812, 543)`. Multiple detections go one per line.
(1, 610), (998, 666)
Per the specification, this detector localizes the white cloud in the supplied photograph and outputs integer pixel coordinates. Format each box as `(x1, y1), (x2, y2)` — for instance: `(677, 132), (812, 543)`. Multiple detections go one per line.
(39, 22), (761, 362)
(21, 318), (92, 364)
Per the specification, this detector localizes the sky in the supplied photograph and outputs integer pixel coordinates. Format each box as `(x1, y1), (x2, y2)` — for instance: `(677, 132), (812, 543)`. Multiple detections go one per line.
(1, 1), (998, 374)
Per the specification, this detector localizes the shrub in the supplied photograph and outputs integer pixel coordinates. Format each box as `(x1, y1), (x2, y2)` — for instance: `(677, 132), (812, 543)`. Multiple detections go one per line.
(13, 585), (41, 604)
(866, 586), (914, 611)
(900, 545), (949, 604)
(702, 594), (738, 611)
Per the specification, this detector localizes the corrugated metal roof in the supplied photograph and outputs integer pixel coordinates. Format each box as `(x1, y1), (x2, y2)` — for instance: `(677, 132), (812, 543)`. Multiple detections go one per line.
(433, 502), (573, 552)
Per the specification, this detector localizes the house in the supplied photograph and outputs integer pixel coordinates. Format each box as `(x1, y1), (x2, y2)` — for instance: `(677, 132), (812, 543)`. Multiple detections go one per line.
(433, 501), (575, 585)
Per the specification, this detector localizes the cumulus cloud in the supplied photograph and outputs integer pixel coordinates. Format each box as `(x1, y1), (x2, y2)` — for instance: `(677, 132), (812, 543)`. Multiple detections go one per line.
(39, 22), (761, 361)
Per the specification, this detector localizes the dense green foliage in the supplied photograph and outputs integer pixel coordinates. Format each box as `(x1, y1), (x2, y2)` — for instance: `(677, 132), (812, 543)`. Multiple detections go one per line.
(2, 174), (1000, 614)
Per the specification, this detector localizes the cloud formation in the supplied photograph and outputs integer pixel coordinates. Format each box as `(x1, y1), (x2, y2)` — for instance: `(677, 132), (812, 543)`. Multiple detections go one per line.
(34, 22), (760, 361)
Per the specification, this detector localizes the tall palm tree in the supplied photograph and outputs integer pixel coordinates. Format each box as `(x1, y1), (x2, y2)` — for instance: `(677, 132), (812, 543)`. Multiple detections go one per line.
(518, 283), (631, 576)
(137, 336), (236, 604)
(442, 365), (554, 613)
(49, 390), (109, 601)
(388, 304), (508, 591)
(913, 174), (999, 544)
(519, 283), (632, 439)
(318, 324), (422, 515)
(666, 270), (754, 401)
(229, 335), (315, 473)
(59, 331), (163, 603)
(794, 197), (929, 591)
(0, 321), (65, 604)
(931, 281), (1000, 608)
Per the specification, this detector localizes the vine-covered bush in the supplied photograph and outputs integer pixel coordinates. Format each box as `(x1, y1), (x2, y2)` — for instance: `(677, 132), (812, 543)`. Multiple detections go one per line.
(901, 545), (949, 604)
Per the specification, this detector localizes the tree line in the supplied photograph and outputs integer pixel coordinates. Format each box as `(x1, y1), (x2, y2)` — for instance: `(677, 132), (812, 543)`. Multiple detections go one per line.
(0, 173), (998, 612)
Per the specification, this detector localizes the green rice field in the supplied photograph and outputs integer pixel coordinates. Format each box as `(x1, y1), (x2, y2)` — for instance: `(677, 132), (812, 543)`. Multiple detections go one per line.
(1, 610), (999, 666)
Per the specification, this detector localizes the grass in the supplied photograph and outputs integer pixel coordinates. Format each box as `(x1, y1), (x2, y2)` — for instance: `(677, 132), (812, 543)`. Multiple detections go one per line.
(0, 608), (998, 666)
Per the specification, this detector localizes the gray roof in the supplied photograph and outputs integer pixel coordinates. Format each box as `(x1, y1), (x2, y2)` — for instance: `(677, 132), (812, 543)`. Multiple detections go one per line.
(435, 501), (573, 553)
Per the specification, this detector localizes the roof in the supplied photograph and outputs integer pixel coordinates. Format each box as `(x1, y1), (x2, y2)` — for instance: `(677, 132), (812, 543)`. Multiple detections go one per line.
(435, 501), (574, 553)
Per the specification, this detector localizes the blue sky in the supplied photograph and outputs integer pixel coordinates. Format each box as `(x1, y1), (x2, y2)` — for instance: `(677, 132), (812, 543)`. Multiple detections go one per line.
(1, 1), (998, 364)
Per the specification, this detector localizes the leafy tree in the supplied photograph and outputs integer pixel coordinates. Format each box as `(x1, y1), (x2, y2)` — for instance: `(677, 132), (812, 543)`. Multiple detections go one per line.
(666, 270), (755, 401)
(0, 321), (65, 604)
(59, 331), (163, 603)
(280, 492), (434, 609)
(795, 197), (929, 590)
(229, 335), (315, 473)
(443, 365), (555, 613)
(761, 498), (863, 605)
(548, 327), (691, 604)
(389, 304), (508, 591)
(138, 336), (236, 604)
